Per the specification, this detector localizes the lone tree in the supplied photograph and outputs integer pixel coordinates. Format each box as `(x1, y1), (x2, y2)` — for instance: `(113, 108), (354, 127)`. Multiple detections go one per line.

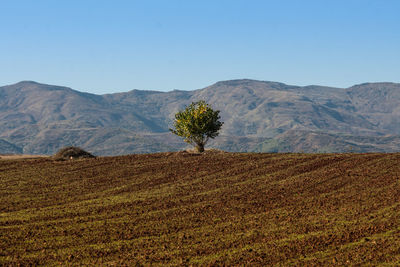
(170, 100), (223, 153)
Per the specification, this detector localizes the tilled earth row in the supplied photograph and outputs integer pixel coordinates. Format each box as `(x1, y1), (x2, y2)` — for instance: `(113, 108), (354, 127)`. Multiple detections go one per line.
(1, 152), (400, 265)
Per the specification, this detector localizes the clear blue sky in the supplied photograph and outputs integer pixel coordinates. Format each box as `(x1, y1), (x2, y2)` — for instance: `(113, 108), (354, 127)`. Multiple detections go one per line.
(0, 0), (399, 94)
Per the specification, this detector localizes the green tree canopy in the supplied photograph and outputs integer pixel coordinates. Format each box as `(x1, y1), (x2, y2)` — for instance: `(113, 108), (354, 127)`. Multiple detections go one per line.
(170, 100), (223, 153)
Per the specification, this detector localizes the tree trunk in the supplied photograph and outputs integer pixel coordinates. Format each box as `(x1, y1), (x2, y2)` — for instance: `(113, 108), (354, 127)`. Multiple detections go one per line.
(195, 143), (205, 153)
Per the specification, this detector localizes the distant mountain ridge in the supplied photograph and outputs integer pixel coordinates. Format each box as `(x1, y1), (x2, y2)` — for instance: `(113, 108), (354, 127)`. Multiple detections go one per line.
(1, 79), (400, 155)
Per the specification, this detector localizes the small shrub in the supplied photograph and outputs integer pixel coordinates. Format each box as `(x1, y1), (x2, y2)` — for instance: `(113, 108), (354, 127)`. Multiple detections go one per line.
(53, 146), (95, 161)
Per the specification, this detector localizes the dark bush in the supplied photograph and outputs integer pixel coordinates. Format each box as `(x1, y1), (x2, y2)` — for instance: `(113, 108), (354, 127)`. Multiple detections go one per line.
(53, 146), (95, 160)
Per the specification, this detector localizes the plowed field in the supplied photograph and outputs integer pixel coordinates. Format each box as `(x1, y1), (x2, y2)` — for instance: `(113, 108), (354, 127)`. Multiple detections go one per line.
(1, 152), (400, 265)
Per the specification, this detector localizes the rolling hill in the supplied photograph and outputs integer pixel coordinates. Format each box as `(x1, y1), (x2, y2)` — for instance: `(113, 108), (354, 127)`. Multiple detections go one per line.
(1, 153), (399, 265)
(1, 80), (400, 155)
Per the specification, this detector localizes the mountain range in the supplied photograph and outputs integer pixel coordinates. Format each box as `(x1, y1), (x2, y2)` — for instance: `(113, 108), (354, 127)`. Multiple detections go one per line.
(1, 79), (400, 155)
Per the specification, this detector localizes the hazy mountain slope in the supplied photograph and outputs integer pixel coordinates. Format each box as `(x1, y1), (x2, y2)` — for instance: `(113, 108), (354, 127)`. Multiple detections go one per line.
(23, 128), (187, 156)
(254, 130), (400, 153)
(0, 81), (166, 133)
(347, 82), (400, 134)
(0, 82), (176, 153)
(191, 80), (379, 137)
(0, 139), (22, 154)
(103, 89), (194, 132)
(0, 79), (400, 155)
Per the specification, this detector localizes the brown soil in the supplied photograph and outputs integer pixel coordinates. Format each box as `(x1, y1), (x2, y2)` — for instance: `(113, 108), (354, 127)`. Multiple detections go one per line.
(1, 152), (399, 265)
